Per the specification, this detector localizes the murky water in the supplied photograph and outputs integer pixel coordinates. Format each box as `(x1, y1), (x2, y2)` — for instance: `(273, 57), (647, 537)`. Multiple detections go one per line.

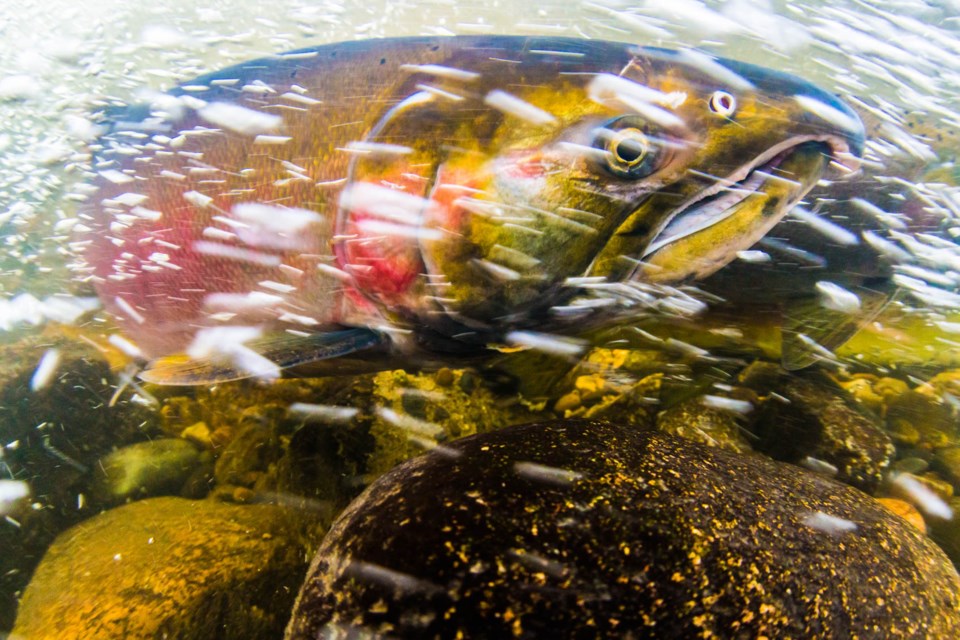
(1, 0), (959, 637)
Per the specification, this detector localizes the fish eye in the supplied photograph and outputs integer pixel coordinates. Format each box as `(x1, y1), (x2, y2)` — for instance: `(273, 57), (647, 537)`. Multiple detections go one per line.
(598, 126), (659, 178)
(708, 90), (737, 117)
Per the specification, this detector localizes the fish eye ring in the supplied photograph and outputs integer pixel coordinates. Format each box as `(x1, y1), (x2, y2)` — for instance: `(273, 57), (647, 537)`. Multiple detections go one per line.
(708, 90), (737, 117)
(607, 127), (651, 172)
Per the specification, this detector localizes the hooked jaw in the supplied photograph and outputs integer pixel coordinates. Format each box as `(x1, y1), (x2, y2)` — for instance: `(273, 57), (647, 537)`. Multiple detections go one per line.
(642, 132), (859, 261)
(630, 53), (866, 279)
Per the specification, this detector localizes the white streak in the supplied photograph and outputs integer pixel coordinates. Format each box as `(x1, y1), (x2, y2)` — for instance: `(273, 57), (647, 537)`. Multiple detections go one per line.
(114, 296), (145, 324)
(816, 281), (861, 314)
(400, 64), (480, 82)
(288, 403), (359, 423)
(736, 250), (771, 263)
(99, 169), (133, 184)
(472, 259), (521, 282)
(862, 230), (912, 263)
(232, 202), (323, 233)
(514, 461), (583, 486)
(204, 291), (285, 312)
(376, 407), (444, 438)
(343, 141), (413, 156)
(850, 198), (907, 230)
(675, 48), (755, 92)
(788, 207), (859, 246)
(30, 349), (60, 391)
(108, 334), (143, 359)
(258, 280), (297, 294)
(801, 457), (838, 477)
(701, 395), (753, 414)
(198, 102), (283, 135)
(0, 480), (29, 516)
(183, 190), (214, 208)
(186, 326), (280, 381)
(891, 473), (953, 520)
(112, 192), (149, 207)
(193, 241), (282, 267)
(484, 90), (557, 126)
(801, 511), (858, 535)
(280, 92), (321, 106)
(253, 135), (292, 145)
(339, 182), (433, 226)
(794, 95), (862, 137)
(505, 331), (586, 357)
(588, 73), (676, 110)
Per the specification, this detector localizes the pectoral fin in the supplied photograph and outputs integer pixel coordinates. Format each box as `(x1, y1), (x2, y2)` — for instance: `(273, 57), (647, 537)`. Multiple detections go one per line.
(139, 327), (388, 385)
(781, 286), (892, 370)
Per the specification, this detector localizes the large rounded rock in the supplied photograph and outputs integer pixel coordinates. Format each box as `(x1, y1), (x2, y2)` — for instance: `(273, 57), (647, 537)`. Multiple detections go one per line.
(13, 497), (318, 639)
(287, 420), (960, 639)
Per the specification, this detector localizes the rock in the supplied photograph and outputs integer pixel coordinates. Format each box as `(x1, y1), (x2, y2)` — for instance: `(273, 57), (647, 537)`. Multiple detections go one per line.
(214, 423), (277, 488)
(552, 390), (581, 414)
(364, 369), (523, 477)
(180, 421), (212, 449)
(930, 496), (960, 568)
(287, 420), (960, 639)
(740, 364), (894, 493)
(840, 376), (885, 413)
(877, 498), (927, 534)
(656, 396), (753, 453)
(0, 345), (159, 630)
(888, 419), (922, 447)
(934, 447), (960, 493)
(916, 473), (955, 501)
(886, 390), (956, 449)
(893, 456), (930, 475)
(91, 438), (203, 505)
(13, 497), (317, 639)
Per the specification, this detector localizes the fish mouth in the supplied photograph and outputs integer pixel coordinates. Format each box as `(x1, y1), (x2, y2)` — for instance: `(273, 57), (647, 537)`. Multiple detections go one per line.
(641, 135), (858, 260)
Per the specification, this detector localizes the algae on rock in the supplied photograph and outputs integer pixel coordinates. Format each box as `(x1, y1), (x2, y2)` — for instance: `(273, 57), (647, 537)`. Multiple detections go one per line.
(13, 497), (319, 640)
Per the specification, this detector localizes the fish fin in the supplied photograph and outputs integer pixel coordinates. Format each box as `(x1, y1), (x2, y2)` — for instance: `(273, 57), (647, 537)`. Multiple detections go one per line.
(139, 328), (387, 386)
(781, 286), (891, 370)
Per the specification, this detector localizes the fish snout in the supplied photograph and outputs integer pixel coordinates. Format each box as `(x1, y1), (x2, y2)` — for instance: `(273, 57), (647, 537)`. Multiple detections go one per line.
(716, 56), (865, 171)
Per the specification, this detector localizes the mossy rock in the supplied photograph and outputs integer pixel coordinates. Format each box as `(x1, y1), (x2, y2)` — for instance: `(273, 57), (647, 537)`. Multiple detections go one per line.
(740, 363), (894, 493)
(0, 345), (160, 631)
(91, 438), (205, 505)
(287, 420), (960, 639)
(13, 497), (318, 639)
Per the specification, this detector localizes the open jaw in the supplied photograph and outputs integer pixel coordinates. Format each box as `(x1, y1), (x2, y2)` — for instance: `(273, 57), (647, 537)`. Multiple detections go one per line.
(640, 134), (859, 260)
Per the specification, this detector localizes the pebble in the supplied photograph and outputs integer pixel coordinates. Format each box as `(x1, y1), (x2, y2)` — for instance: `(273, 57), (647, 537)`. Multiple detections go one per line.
(877, 498), (927, 533)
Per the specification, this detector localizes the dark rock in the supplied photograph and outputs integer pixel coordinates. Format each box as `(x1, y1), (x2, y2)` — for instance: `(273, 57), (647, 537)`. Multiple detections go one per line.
(287, 420), (960, 639)
(740, 365), (894, 493)
(13, 497), (318, 639)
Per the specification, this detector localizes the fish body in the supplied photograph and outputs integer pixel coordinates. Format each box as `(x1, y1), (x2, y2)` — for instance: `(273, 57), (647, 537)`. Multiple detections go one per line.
(74, 36), (864, 383)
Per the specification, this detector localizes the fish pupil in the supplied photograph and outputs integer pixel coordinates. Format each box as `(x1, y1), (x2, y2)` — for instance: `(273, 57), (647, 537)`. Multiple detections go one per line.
(614, 134), (647, 164)
(608, 127), (657, 178)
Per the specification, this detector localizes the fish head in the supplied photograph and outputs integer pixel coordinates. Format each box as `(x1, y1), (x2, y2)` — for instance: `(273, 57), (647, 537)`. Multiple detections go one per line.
(339, 43), (864, 330)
